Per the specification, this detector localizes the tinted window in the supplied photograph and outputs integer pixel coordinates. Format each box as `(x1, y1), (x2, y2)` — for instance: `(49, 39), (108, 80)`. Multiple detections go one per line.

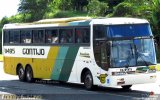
(59, 29), (73, 43)
(33, 30), (45, 43)
(9, 30), (20, 44)
(21, 30), (32, 43)
(46, 29), (58, 43)
(93, 25), (106, 39)
(107, 24), (152, 38)
(3, 31), (9, 43)
(75, 28), (90, 43)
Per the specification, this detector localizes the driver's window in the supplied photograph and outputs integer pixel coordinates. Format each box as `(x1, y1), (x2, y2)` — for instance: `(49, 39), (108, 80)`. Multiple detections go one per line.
(94, 41), (110, 70)
(101, 43), (109, 70)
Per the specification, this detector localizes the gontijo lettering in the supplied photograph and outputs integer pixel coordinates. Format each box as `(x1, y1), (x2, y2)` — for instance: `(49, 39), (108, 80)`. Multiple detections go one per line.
(22, 48), (45, 55)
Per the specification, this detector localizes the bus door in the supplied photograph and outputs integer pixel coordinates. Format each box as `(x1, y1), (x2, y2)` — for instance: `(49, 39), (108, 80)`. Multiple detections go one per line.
(99, 41), (110, 71)
(94, 40), (110, 84)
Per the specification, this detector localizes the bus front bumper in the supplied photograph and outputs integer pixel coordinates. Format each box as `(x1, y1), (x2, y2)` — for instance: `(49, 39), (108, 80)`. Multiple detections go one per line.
(104, 73), (157, 87)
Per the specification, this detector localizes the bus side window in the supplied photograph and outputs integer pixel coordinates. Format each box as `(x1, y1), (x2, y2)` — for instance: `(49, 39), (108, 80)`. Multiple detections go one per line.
(60, 29), (73, 43)
(21, 30), (32, 44)
(46, 29), (58, 43)
(9, 30), (20, 44)
(14, 30), (20, 43)
(76, 30), (82, 43)
(75, 28), (90, 43)
(33, 30), (45, 43)
(93, 25), (106, 39)
(4, 31), (9, 44)
(9, 31), (14, 44)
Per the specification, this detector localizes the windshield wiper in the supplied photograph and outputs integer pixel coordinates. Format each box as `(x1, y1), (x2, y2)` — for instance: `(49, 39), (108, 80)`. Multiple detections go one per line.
(130, 44), (134, 56)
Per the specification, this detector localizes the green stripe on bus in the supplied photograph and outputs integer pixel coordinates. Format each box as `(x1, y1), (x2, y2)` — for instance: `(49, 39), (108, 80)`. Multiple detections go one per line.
(59, 46), (79, 81)
(51, 47), (69, 80)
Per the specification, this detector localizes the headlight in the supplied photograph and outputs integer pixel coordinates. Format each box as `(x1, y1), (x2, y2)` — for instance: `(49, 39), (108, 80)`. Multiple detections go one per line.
(148, 65), (156, 73)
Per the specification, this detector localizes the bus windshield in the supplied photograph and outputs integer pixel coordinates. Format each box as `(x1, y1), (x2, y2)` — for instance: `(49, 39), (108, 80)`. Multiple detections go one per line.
(107, 24), (152, 38)
(111, 39), (156, 68)
(93, 24), (156, 68)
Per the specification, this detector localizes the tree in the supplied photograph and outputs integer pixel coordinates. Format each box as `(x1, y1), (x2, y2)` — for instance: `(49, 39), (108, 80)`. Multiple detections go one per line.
(111, 2), (134, 17)
(18, 0), (49, 22)
(0, 17), (9, 25)
(72, 0), (88, 11)
(111, 0), (153, 18)
(87, 0), (108, 16)
(151, 0), (160, 37)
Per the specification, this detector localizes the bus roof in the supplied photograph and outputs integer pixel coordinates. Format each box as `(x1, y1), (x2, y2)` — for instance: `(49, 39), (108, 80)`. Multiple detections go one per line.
(3, 17), (149, 30)
(91, 17), (149, 25)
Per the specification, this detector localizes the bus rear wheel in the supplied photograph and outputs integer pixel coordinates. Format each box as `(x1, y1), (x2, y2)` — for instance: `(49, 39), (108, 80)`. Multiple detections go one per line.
(25, 66), (34, 83)
(84, 71), (94, 90)
(122, 85), (132, 90)
(17, 66), (25, 82)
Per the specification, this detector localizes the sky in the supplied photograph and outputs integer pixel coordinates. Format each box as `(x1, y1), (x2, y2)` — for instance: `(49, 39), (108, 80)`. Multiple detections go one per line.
(0, 0), (20, 20)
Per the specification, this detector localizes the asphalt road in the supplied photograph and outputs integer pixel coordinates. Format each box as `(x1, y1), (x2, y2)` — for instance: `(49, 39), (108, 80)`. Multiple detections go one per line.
(0, 62), (160, 100)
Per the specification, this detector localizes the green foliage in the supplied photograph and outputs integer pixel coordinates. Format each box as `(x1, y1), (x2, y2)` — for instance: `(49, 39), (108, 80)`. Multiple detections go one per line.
(53, 11), (88, 18)
(87, 0), (108, 16)
(8, 14), (24, 23)
(58, 0), (73, 11)
(151, 0), (160, 37)
(0, 17), (9, 25)
(112, 0), (153, 18)
(18, 0), (49, 21)
(112, 2), (134, 17)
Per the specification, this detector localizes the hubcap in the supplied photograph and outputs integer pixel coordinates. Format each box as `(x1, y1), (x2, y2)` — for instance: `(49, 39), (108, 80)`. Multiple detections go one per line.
(19, 68), (24, 79)
(85, 74), (92, 88)
(27, 69), (32, 81)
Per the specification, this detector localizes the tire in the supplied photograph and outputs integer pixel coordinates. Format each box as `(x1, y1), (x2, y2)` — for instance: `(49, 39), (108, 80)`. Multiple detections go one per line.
(122, 85), (132, 90)
(25, 66), (34, 83)
(17, 66), (25, 82)
(84, 71), (94, 90)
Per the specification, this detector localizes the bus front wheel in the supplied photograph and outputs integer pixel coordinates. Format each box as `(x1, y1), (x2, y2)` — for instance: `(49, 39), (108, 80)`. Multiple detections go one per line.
(17, 66), (25, 82)
(84, 71), (94, 90)
(25, 66), (34, 83)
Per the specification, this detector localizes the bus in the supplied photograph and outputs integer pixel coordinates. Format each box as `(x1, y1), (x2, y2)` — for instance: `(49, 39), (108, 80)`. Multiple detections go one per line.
(2, 17), (157, 90)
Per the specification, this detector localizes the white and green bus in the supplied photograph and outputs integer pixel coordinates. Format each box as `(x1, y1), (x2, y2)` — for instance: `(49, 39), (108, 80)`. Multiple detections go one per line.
(2, 17), (157, 90)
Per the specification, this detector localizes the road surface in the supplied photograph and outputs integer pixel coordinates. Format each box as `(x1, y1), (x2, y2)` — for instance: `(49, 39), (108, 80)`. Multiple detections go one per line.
(0, 62), (159, 100)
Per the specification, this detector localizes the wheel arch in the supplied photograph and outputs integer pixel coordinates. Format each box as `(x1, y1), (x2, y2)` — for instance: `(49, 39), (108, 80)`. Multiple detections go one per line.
(81, 68), (91, 83)
(25, 64), (33, 73)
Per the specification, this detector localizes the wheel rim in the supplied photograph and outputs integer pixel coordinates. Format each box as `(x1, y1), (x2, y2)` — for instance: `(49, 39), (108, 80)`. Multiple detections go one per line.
(26, 68), (33, 82)
(85, 74), (92, 89)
